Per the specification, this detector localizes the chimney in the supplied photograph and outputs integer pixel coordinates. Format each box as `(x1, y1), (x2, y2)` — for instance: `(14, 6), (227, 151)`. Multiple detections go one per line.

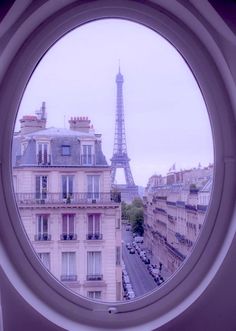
(20, 102), (47, 134)
(69, 116), (91, 133)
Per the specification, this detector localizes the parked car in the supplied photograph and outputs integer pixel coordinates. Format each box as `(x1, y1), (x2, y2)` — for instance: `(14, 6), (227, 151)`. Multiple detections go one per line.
(129, 248), (135, 254)
(154, 276), (161, 285)
(123, 275), (130, 284)
(134, 236), (144, 243)
(135, 246), (141, 254)
(142, 257), (150, 264)
(122, 269), (128, 277)
(127, 290), (135, 299)
(139, 250), (146, 258)
(150, 268), (159, 278)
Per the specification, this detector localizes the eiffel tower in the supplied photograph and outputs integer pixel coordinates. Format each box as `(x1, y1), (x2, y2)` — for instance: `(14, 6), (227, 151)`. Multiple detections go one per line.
(111, 67), (139, 202)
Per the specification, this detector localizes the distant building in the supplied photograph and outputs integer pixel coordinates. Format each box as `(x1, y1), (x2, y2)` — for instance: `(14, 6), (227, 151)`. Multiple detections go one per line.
(12, 103), (122, 302)
(143, 165), (213, 273)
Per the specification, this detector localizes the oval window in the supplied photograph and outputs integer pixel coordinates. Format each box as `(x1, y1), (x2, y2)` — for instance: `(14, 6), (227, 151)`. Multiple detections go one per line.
(12, 19), (213, 303)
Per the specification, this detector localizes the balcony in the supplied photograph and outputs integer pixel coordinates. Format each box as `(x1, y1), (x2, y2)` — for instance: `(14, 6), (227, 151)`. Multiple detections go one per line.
(60, 275), (77, 281)
(37, 154), (51, 166)
(86, 233), (103, 240)
(34, 233), (51, 241)
(86, 274), (103, 281)
(15, 192), (121, 206)
(197, 204), (208, 212)
(60, 233), (77, 241)
(165, 241), (186, 261)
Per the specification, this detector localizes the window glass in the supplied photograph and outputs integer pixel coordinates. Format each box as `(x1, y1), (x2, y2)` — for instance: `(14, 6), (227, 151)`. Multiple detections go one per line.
(37, 142), (50, 165)
(61, 252), (77, 281)
(36, 215), (49, 241)
(87, 214), (101, 240)
(87, 251), (102, 280)
(36, 175), (48, 200)
(87, 175), (100, 199)
(82, 145), (93, 165)
(61, 214), (75, 240)
(87, 291), (102, 300)
(13, 19), (213, 303)
(62, 145), (71, 156)
(62, 175), (73, 199)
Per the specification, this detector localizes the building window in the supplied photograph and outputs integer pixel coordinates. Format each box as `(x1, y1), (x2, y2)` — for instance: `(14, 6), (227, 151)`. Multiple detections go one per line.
(61, 145), (71, 156)
(116, 246), (121, 265)
(81, 145), (93, 165)
(87, 175), (100, 199)
(36, 175), (48, 200)
(61, 252), (77, 281)
(37, 142), (50, 165)
(87, 251), (102, 281)
(21, 141), (28, 155)
(61, 214), (76, 240)
(87, 214), (102, 240)
(38, 252), (50, 270)
(12, 175), (17, 192)
(62, 175), (73, 200)
(116, 218), (121, 229)
(35, 215), (50, 241)
(87, 291), (102, 300)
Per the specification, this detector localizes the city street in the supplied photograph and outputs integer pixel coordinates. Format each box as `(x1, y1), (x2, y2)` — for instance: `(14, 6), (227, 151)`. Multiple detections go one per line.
(122, 226), (157, 297)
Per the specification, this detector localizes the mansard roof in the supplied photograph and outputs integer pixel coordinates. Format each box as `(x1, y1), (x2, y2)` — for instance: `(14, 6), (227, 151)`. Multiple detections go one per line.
(12, 127), (108, 167)
(200, 178), (213, 193)
(26, 127), (95, 138)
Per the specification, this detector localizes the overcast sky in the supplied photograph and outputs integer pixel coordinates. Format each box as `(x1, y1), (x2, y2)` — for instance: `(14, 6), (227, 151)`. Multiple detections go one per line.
(16, 19), (213, 187)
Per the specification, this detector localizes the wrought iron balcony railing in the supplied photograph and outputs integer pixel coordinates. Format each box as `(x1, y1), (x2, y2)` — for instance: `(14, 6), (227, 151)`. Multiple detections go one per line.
(15, 192), (121, 205)
(165, 241), (186, 261)
(60, 233), (77, 241)
(37, 154), (51, 166)
(34, 233), (51, 241)
(86, 233), (103, 240)
(86, 274), (103, 281)
(60, 275), (77, 281)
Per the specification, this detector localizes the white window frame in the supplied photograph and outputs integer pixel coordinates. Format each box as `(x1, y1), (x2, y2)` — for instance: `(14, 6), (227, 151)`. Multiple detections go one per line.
(87, 214), (101, 240)
(61, 174), (74, 200)
(87, 251), (102, 280)
(81, 144), (94, 165)
(36, 214), (50, 241)
(87, 174), (100, 200)
(61, 252), (77, 281)
(61, 214), (76, 240)
(87, 291), (102, 300)
(35, 175), (48, 200)
(36, 141), (50, 165)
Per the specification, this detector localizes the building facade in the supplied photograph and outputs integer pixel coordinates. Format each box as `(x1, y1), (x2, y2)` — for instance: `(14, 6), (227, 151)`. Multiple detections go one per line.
(144, 165), (213, 274)
(12, 104), (122, 302)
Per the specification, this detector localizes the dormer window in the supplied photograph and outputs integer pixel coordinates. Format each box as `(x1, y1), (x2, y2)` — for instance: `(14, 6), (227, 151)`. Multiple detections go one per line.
(81, 144), (93, 165)
(21, 141), (28, 155)
(61, 145), (71, 156)
(37, 142), (50, 165)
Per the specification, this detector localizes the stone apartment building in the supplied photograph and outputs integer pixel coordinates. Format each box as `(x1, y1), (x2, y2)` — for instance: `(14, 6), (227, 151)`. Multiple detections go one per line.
(144, 165), (213, 274)
(12, 103), (122, 302)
